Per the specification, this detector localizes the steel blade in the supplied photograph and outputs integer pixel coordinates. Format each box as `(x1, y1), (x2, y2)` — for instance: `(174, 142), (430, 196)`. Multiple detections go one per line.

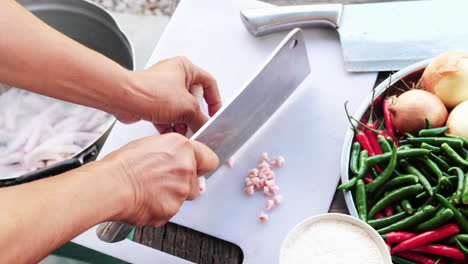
(191, 28), (310, 178)
(339, 0), (468, 72)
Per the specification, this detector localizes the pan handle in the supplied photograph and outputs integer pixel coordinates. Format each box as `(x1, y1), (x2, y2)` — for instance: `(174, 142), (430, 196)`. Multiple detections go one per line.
(240, 4), (343, 37)
(0, 146), (98, 187)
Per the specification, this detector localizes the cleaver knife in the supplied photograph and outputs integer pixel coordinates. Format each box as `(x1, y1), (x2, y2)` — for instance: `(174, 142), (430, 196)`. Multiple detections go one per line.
(96, 28), (311, 243)
(241, 0), (468, 72)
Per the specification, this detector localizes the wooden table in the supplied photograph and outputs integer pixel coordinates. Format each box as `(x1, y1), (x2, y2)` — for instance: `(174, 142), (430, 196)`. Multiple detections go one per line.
(133, 1), (401, 263)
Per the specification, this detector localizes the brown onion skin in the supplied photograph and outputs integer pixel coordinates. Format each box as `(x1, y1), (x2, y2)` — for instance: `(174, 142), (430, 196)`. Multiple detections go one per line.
(389, 90), (448, 134)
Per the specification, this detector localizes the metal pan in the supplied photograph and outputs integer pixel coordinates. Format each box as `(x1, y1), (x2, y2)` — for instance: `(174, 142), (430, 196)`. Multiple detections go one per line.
(0, 0), (134, 187)
(340, 59), (431, 217)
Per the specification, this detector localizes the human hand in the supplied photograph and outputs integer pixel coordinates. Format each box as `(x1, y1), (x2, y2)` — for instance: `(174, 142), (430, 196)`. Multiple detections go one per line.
(114, 56), (222, 135)
(101, 133), (218, 227)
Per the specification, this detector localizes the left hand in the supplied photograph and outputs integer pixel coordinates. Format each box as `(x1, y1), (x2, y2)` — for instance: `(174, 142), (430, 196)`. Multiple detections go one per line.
(113, 56), (222, 135)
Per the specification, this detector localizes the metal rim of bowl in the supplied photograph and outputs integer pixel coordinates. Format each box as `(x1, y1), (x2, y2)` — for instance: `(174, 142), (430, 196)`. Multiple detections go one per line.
(340, 59), (432, 218)
(1, 0), (135, 180)
(279, 213), (392, 264)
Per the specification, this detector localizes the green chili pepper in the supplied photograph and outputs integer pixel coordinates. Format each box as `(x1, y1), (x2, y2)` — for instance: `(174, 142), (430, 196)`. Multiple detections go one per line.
(412, 208), (454, 232)
(349, 142), (361, 175)
(356, 179), (367, 222)
(359, 150), (368, 169)
(393, 169), (403, 177)
(376, 205), (436, 234)
(366, 144), (397, 193)
(415, 185), (438, 202)
(404, 132), (415, 139)
(429, 152), (450, 172)
(368, 184), (424, 219)
(338, 155), (369, 190)
(377, 135), (392, 153)
(460, 148), (468, 159)
(400, 159), (433, 196)
(441, 143), (468, 167)
(367, 212), (407, 229)
(462, 171), (468, 205)
(370, 167), (379, 178)
(449, 167), (465, 204)
(392, 256), (419, 264)
(420, 142), (441, 154)
(444, 234), (468, 245)
(445, 133), (468, 148)
(435, 194), (468, 233)
(401, 199), (414, 214)
(460, 207), (468, 218)
(418, 157), (443, 182)
(440, 176), (454, 194)
(398, 144), (413, 150)
(366, 149), (431, 167)
(373, 174), (419, 199)
(419, 127), (449, 137)
(395, 204), (404, 213)
(425, 118), (431, 129)
(421, 181), (445, 208)
(407, 137), (464, 148)
(454, 239), (468, 256)
(419, 165), (438, 186)
(399, 139), (410, 145)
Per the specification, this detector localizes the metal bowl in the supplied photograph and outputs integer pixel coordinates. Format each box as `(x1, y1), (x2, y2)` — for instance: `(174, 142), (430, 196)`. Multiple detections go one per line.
(340, 59), (431, 217)
(0, 0), (134, 186)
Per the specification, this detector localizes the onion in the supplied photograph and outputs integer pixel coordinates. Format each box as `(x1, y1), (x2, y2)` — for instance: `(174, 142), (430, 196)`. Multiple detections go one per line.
(447, 101), (468, 138)
(389, 90), (448, 134)
(418, 51), (468, 108)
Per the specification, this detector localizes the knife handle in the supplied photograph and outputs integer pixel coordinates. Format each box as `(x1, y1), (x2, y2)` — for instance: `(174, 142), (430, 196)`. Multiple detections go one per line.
(240, 4), (343, 37)
(96, 221), (134, 243)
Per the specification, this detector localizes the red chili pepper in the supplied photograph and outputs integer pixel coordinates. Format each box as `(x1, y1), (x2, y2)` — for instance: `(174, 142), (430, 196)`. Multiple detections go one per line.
(373, 95), (384, 111)
(364, 122), (383, 155)
(385, 206), (394, 216)
(355, 132), (376, 156)
(364, 175), (374, 184)
(383, 97), (396, 137)
(345, 101), (376, 156)
(374, 212), (385, 219)
(410, 244), (465, 260)
(392, 224), (460, 254)
(381, 232), (417, 243)
(397, 251), (446, 264)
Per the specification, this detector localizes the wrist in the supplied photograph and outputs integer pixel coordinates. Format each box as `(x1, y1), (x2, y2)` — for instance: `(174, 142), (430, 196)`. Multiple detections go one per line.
(110, 70), (154, 123)
(78, 160), (134, 222)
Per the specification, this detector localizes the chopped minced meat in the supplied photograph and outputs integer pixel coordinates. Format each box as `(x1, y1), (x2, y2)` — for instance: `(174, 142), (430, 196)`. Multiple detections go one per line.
(259, 212), (269, 222)
(242, 153), (286, 222)
(199, 176), (206, 193)
(225, 158), (234, 168)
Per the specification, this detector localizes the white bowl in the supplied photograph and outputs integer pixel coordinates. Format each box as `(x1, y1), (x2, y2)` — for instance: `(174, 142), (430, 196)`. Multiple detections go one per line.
(279, 213), (392, 264)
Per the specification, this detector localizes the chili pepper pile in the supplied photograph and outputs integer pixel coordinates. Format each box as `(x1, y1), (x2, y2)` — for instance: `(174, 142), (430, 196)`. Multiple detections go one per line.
(339, 100), (468, 263)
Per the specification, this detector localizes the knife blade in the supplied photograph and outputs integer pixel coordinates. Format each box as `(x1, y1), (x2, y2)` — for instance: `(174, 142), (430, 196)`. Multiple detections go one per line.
(96, 28), (311, 243)
(191, 28), (310, 179)
(240, 0), (468, 72)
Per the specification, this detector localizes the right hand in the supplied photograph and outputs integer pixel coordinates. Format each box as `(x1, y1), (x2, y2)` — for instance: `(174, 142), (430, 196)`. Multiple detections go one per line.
(101, 133), (218, 227)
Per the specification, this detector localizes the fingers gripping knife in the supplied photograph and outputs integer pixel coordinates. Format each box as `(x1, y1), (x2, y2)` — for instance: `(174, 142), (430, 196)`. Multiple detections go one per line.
(97, 28), (311, 243)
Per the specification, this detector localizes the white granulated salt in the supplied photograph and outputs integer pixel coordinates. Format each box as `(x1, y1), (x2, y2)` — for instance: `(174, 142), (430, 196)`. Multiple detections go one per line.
(280, 220), (384, 264)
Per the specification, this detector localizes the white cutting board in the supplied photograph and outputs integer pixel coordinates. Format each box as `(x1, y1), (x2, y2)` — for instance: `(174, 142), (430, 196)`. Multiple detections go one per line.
(73, 0), (377, 263)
